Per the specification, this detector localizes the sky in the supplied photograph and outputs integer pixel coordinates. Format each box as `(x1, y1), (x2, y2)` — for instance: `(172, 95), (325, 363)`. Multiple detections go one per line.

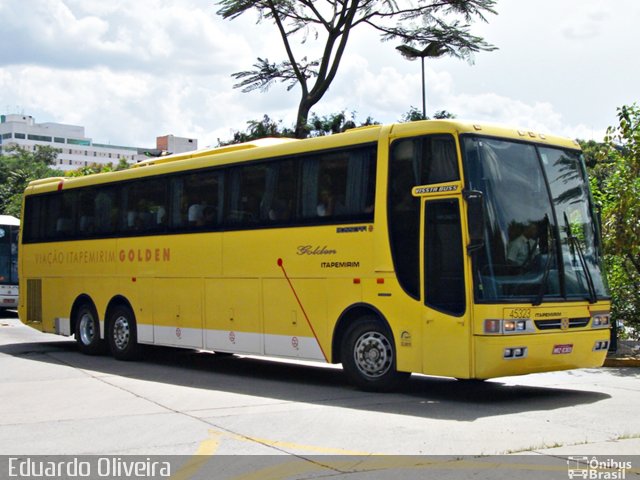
(1, 0), (638, 149)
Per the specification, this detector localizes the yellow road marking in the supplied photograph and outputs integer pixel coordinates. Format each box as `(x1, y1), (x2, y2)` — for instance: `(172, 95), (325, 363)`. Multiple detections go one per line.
(174, 428), (640, 480)
(170, 430), (222, 480)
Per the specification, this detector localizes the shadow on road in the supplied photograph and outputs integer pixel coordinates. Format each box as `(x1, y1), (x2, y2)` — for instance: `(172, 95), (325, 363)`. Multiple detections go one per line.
(0, 331), (614, 422)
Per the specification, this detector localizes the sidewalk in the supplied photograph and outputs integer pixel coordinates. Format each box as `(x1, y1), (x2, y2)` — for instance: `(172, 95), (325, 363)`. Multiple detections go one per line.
(604, 339), (640, 367)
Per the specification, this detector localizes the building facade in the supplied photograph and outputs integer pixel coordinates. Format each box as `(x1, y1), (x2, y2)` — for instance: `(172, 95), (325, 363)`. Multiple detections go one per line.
(0, 114), (198, 171)
(156, 134), (198, 155)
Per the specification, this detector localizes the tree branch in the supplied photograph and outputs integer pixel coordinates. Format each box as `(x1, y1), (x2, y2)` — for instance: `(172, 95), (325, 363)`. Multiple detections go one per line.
(266, 0), (308, 94)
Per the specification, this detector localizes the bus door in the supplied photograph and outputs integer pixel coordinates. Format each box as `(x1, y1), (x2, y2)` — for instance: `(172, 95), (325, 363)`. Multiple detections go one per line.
(420, 193), (472, 378)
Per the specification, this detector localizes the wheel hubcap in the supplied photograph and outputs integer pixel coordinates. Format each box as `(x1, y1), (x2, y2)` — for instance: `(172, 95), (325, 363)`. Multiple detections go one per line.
(113, 316), (130, 350)
(353, 331), (393, 378)
(79, 313), (95, 345)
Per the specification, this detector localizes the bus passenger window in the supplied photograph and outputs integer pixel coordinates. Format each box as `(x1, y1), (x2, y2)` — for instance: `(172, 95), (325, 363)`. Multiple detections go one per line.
(170, 170), (223, 231)
(122, 178), (167, 233)
(388, 139), (421, 299)
(260, 161), (296, 224)
(424, 136), (459, 184)
(94, 187), (118, 234)
(301, 146), (375, 221)
(227, 165), (267, 226)
(47, 193), (76, 238)
(424, 199), (465, 316)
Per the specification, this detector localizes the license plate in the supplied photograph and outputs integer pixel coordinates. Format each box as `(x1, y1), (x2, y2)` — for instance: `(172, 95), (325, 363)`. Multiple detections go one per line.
(552, 344), (573, 355)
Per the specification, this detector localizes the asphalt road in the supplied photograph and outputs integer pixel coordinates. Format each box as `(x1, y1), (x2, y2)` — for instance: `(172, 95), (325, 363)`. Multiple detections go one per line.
(1, 312), (638, 478)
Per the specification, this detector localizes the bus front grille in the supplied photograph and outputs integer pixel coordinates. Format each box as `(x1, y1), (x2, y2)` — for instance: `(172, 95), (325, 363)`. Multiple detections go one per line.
(26, 279), (43, 323)
(534, 318), (590, 330)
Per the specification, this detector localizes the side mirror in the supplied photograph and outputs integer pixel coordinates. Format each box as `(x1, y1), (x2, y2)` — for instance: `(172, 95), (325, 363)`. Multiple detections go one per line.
(464, 190), (485, 254)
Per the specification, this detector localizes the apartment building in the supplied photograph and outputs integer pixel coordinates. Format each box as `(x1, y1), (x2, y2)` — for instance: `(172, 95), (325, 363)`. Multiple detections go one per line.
(0, 114), (198, 171)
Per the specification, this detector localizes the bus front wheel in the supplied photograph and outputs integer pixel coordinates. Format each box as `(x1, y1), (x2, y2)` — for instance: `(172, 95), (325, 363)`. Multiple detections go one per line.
(75, 304), (106, 355)
(107, 305), (140, 361)
(340, 318), (409, 391)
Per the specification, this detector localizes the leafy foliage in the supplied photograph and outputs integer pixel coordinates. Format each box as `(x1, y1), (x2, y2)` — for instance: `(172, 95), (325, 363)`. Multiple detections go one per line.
(0, 145), (63, 217)
(0, 147), (130, 218)
(217, 110), (380, 145)
(216, 0), (496, 137)
(400, 107), (456, 122)
(218, 107), (457, 145)
(64, 158), (131, 177)
(217, 115), (294, 146)
(585, 104), (640, 337)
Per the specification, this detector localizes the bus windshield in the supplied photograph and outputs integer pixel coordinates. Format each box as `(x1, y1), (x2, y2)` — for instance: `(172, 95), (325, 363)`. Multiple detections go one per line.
(463, 136), (609, 303)
(0, 224), (18, 285)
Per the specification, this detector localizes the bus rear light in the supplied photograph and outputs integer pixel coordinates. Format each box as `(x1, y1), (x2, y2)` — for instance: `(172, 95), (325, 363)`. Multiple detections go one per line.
(504, 347), (527, 359)
(591, 313), (610, 328)
(593, 340), (609, 351)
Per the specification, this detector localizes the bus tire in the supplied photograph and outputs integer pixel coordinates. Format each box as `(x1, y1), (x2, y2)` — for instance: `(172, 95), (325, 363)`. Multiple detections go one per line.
(75, 303), (107, 355)
(340, 317), (409, 391)
(107, 304), (140, 361)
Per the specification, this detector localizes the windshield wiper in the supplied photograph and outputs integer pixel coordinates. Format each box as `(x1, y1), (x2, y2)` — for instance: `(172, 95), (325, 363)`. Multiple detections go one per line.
(532, 215), (553, 306)
(563, 212), (597, 303)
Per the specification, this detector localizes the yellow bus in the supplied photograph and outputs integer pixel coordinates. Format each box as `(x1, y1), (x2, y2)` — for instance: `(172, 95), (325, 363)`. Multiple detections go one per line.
(18, 120), (611, 390)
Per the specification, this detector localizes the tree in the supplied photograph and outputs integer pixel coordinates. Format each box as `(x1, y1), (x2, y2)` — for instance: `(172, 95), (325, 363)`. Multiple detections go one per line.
(217, 111), (378, 145)
(65, 158), (131, 177)
(400, 107), (456, 122)
(217, 0), (497, 138)
(0, 145), (63, 217)
(217, 114), (294, 146)
(590, 104), (640, 336)
(306, 110), (378, 136)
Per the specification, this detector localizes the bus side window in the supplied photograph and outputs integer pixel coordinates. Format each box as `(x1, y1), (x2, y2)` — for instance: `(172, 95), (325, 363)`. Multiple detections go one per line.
(423, 135), (459, 184)
(48, 193), (76, 238)
(23, 196), (43, 243)
(94, 187), (118, 234)
(260, 160), (296, 223)
(122, 178), (167, 233)
(388, 139), (421, 299)
(300, 146), (375, 221)
(227, 165), (267, 226)
(171, 170), (224, 231)
(77, 190), (95, 236)
(424, 199), (465, 316)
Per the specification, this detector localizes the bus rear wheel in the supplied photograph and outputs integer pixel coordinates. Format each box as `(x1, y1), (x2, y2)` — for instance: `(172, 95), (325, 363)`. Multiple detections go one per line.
(341, 318), (409, 391)
(107, 305), (140, 361)
(75, 304), (106, 355)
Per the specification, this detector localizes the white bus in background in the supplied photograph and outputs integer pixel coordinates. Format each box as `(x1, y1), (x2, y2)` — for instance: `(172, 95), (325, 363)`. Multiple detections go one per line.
(0, 215), (19, 312)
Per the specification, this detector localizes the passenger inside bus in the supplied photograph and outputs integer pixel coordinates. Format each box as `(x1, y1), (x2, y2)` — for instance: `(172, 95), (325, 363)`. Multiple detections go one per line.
(507, 223), (540, 270)
(317, 188), (335, 216)
(188, 200), (205, 225)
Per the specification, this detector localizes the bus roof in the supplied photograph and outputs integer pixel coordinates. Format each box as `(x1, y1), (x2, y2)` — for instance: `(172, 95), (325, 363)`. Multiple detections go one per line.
(133, 137), (300, 168)
(24, 120), (580, 194)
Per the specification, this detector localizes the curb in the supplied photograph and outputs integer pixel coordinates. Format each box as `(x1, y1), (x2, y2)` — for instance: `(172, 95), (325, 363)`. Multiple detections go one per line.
(604, 357), (640, 367)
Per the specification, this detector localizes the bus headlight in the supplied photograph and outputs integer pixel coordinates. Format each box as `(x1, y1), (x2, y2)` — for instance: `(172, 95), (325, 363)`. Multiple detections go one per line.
(591, 313), (610, 328)
(504, 319), (528, 332)
(484, 319), (532, 334)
